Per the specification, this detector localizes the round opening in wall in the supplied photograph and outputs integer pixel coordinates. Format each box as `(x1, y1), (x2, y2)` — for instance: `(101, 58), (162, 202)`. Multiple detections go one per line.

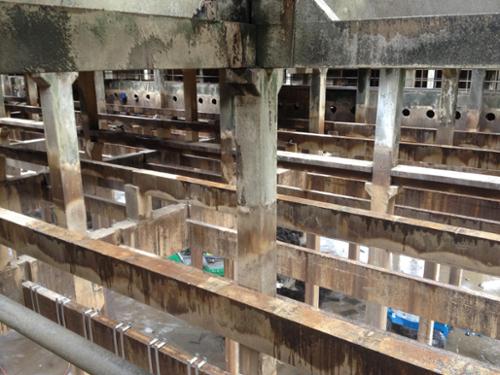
(212, 98), (217, 105)
(486, 113), (496, 122)
(426, 109), (435, 119)
(330, 105), (337, 114)
(173, 96), (178, 102)
(455, 111), (461, 120)
(402, 108), (411, 117)
(198, 98), (203, 104)
(133, 94), (139, 102)
(146, 94), (151, 100)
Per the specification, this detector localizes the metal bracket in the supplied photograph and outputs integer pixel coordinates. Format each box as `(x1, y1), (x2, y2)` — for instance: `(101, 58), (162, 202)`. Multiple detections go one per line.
(28, 284), (41, 313)
(55, 296), (70, 327)
(147, 338), (159, 374)
(82, 308), (98, 342)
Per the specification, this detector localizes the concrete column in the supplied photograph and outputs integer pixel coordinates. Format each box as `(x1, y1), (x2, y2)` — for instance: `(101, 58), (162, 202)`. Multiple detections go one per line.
(219, 70), (236, 185)
(405, 69), (416, 88)
(224, 257), (239, 375)
(78, 72), (106, 160)
(308, 68), (328, 135)
(304, 68), (327, 307)
(436, 69), (459, 145)
(182, 69), (199, 141)
(24, 74), (39, 120)
(348, 243), (360, 261)
(355, 69), (372, 123)
(466, 69), (486, 132)
(417, 261), (440, 344)
(0, 75), (6, 118)
(35, 73), (103, 352)
(35, 73), (87, 231)
(231, 68), (283, 375)
(365, 68), (405, 330)
(124, 184), (152, 221)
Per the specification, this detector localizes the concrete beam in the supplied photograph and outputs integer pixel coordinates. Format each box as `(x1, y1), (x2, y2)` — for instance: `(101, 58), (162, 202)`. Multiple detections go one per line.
(0, 1), (255, 73)
(283, 12), (500, 68)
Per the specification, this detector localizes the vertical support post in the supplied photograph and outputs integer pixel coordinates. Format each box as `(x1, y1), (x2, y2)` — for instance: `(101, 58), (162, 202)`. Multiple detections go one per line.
(78, 72), (105, 160)
(231, 68), (283, 375)
(124, 184), (152, 221)
(466, 69), (486, 132)
(0, 75), (6, 118)
(154, 69), (169, 109)
(365, 68), (405, 330)
(182, 69), (199, 141)
(24, 74), (39, 120)
(405, 69), (416, 88)
(219, 70), (236, 185)
(436, 69), (459, 145)
(308, 68), (328, 135)
(355, 69), (372, 123)
(304, 68), (327, 307)
(348, 243), (360, 261)
(417, 261), (440, 344)
(224, 257), (239, 375)
(35, 73), (87, 231)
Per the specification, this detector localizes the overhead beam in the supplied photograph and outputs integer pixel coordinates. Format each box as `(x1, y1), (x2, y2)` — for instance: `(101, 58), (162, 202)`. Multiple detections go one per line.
(0, 1), (255, 73)
(0, 207), (497, 375)
(271, 9), (500, 68)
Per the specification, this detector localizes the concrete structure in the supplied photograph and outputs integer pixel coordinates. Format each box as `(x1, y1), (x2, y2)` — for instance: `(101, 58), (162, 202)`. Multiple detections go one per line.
(0, 1), (499, 375)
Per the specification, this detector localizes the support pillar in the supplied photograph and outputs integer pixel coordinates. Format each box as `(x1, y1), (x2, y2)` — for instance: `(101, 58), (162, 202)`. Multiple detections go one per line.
(304, 68), (327, 307)
(24, 74), (39, 120)
(365, 68), (405, 330)
(224, 257), (239, 375)
(182, 69), (199, 141)
(78, 71), (106, 161)
(355, 69), (372, 123)
(436, 69), (459, 145)
(34, 73), (102, 314)
(231, 68), (283, 375)
(0, 75), (6, 118)
(124, 184), (152, 221)
(308, 68), (328, 135)
(219, 70), (236, 185)
(417, 261), (440, 345)
(465, 69), (486, 132)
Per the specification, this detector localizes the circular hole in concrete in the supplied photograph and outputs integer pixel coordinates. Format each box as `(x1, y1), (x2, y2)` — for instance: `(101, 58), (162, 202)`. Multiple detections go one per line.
(146, 94), (151, 100)
(198, 97), (203, 104)
(212, 98), (217, 105)
(455, 111), (461, 120)
(402, 108), (411, 117)
(426, 109), (435, 119)
(486, 112), (496, 122)
(173, 96), (178, 102)
(330, 105), (337, 114)
(350, 106), (355, 114)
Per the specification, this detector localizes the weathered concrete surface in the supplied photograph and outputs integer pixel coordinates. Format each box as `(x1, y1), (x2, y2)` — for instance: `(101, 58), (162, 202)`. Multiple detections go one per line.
(264, 4), (500, 68)
(436, 69), (459, 145)
(0, 2), (255, 73)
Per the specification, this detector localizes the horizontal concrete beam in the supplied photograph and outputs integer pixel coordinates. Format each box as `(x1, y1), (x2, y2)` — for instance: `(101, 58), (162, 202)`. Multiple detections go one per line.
(0, 2), (255, 73)
(0, 207), (496, 374)
(188, 219), (500, 339)
(264, 8), (500, 68)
